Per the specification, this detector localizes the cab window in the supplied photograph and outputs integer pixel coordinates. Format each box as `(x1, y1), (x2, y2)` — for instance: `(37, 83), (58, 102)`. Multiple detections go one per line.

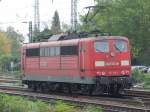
(94, 41), (109, 52)
(114, 40), (127, 52)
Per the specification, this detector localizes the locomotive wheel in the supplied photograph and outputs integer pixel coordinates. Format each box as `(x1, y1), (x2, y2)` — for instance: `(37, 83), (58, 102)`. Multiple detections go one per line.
(68, 84), (72, 95)
(36, 83), (42, 92)
(31, 82), (37, 92)
(38, 83), (45, 92)
(28, 83), (32, 90)
(28, 82), (35, 91)
(43, 83), (50, 93)
(56, 83), (63, 93)
(89, 85), (94, 96)
(80, 84), (94, 95)
(110, 84), (120, 97)
(61, 83), (71, 94)
(92, 84), (105, 95)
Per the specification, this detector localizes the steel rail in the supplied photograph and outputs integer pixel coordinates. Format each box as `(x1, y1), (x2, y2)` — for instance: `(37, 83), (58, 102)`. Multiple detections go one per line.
(125, 89), (150, 98)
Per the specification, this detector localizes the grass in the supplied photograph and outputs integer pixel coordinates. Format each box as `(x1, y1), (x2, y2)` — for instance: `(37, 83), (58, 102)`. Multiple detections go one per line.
(142, 74), (150, 89)
(55, 101), (74, 112)
(0, 94), (103, 112)
(84, 106), (103, 112)
(0, 94), (51, 112)
(132, 70), (150, 90)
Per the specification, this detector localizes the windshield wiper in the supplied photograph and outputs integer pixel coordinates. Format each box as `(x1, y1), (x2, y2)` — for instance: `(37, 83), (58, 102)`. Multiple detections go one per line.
(114, 44), (122, 52)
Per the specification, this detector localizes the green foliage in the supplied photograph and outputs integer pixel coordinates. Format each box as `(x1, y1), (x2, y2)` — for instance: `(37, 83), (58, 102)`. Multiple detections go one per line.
(132, 70), (150, 90)
(0, 94), (50, 112)
(61, 22), (71, 32)
(55, 101), (74, 112)
(0, 32), (11, 56)
(142, 74), (150, 90)
(34, 28), (52, 42)
(6, 26), (23, 60)
(85, 106), (103, 112)
(80, 0), (150, 65)
(0, 32), (11, 70)
(0, 94), (104, 112)
(132, 69), (143, 82)
(0, 27), (23, 72)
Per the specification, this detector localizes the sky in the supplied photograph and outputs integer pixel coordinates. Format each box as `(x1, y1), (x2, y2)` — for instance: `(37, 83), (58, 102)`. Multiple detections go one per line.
(0, 0), (94, 39)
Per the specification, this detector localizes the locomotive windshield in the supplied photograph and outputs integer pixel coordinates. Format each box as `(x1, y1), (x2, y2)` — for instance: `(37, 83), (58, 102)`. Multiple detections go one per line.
(94, 41), (109, 52)
(114, 40), (127, 52)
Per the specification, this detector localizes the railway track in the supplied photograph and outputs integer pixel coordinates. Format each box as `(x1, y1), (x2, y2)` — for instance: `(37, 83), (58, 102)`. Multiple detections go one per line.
(0, 75), (20, 83)
(0, 86), (149, 112)
(125, 89), (150, 98)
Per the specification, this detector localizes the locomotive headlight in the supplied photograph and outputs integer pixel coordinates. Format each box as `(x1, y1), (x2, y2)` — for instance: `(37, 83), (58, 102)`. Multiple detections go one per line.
(102, 72), (106, 75)
(121, 60), (129, 66)
(95, 61), (104, 67)
(121, 70), (125, 75)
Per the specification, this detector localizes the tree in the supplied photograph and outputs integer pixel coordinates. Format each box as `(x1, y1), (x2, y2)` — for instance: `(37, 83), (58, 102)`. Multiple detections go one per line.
(6, 26), (24, 61)
(61, 22), (71, 32)
(35, 28), (52, 41)
(0, 31), (11, 70)
(33, 27), (40, 42)
(0, 32), (11, 56)
(51, 10), (61, 34)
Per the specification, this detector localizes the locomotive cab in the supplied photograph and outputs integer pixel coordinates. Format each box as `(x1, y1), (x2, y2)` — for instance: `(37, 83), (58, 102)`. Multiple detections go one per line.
(92, 36), (132, 94)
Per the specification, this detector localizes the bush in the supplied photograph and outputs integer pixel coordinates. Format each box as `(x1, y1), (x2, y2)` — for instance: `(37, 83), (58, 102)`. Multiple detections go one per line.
(132, 70), (150, 90)
(132, 69), (143, 83)
(143, 74), (150, 90)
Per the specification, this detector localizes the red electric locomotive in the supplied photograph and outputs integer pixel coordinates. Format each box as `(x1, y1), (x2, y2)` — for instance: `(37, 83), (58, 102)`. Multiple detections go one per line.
(21, 35), (132, 95)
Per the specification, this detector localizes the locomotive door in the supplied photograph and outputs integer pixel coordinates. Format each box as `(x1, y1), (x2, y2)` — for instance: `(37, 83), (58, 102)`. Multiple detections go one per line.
(79, 41), (86, 76)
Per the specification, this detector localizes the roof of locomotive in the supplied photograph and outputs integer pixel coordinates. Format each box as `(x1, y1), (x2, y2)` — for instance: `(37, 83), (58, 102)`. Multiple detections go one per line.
(22, 36), (129, 48)
(80, 36), (128, 41)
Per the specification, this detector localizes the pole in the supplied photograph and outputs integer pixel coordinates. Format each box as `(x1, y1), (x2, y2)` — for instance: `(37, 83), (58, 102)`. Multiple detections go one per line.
(29, 21), (33, 43)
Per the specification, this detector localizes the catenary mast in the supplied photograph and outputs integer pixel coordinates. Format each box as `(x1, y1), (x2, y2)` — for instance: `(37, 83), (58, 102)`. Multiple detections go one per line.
(34, 0), (40, 34)
(71, 0), (77, 32)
